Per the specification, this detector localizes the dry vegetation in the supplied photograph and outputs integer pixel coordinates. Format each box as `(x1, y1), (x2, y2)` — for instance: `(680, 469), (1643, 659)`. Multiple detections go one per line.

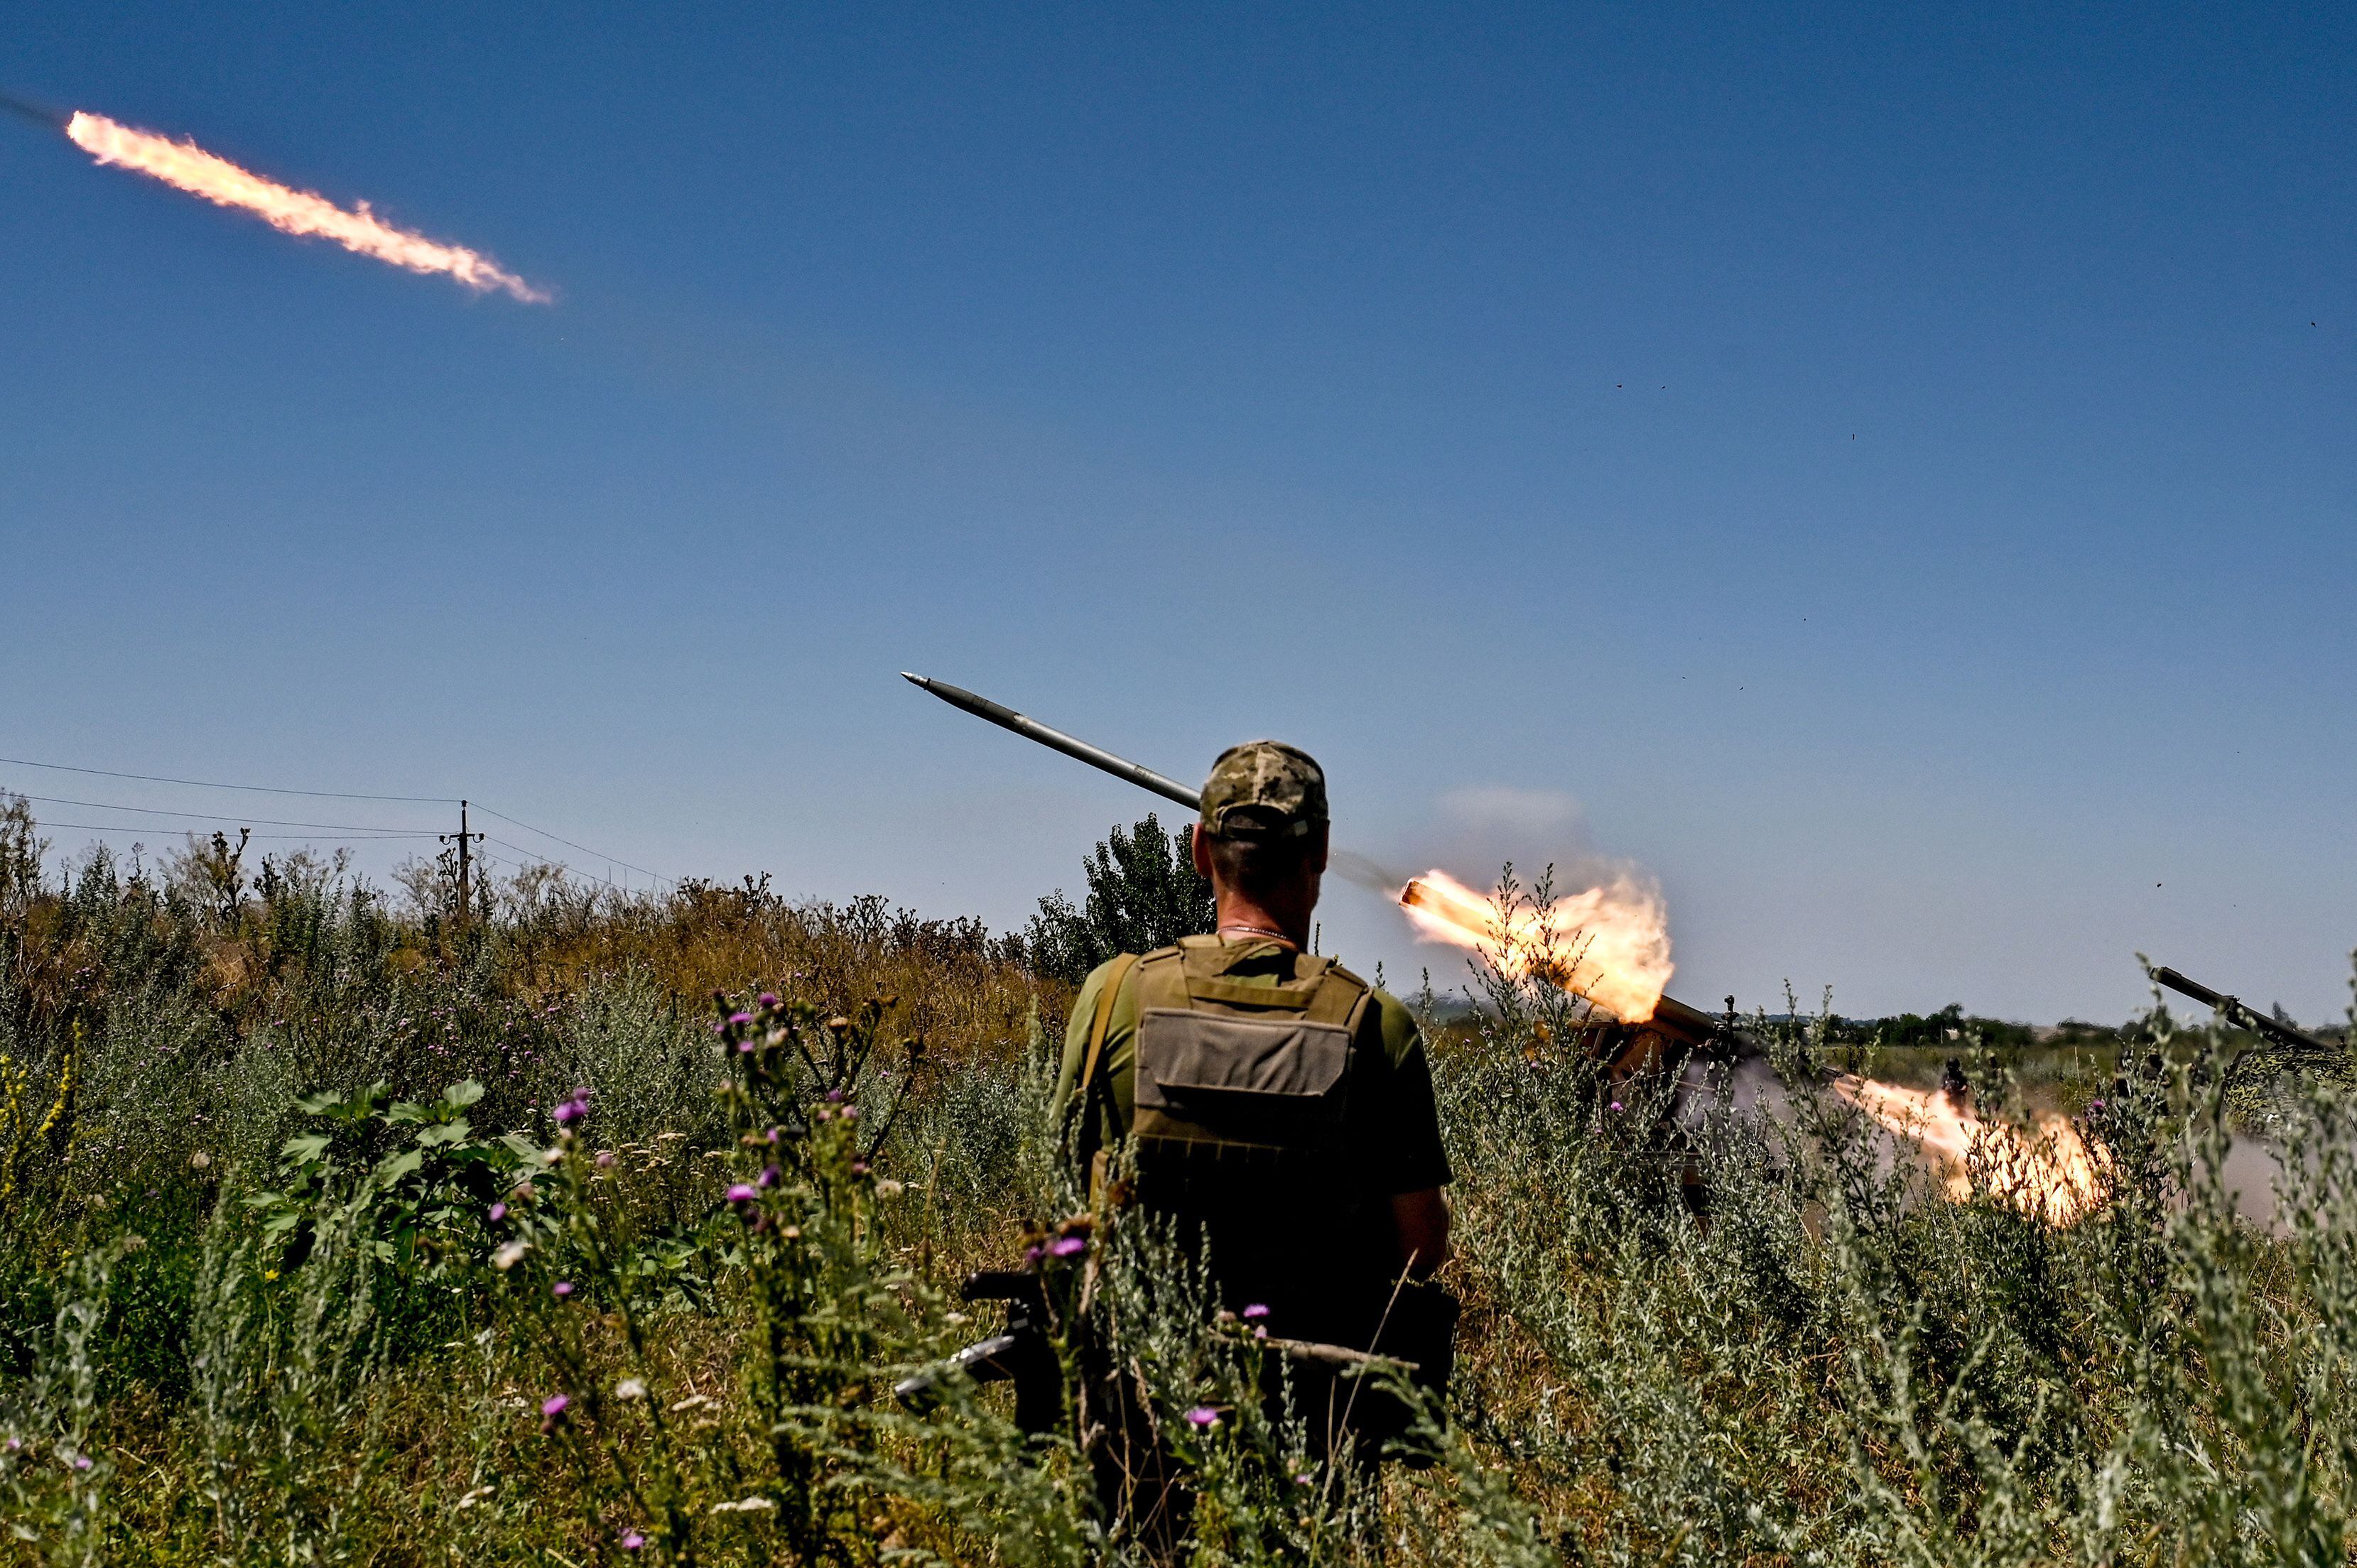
(7, 793), (2357, 1566)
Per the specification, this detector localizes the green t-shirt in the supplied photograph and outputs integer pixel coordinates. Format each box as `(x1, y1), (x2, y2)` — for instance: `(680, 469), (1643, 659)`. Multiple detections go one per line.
(1052, 937), (1453, 1197)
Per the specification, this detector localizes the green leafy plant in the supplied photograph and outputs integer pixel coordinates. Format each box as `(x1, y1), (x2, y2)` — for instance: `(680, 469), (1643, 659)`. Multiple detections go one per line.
(245, 1078), (533, 1280)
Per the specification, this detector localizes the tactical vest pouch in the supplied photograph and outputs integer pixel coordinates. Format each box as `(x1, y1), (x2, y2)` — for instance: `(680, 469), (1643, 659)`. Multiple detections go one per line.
(1134, 1008), (1351, 1124)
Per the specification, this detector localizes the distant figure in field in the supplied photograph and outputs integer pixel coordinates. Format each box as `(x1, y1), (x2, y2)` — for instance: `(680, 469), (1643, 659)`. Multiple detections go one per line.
(1054, 740), (1456, 1543)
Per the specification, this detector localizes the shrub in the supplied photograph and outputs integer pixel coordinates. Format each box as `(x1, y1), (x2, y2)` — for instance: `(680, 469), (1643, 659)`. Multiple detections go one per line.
(1025, 814), (1214, 986)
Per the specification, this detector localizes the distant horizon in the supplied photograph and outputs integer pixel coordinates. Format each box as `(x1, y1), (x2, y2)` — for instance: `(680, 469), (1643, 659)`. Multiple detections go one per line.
(10, 753), (2342, 1035)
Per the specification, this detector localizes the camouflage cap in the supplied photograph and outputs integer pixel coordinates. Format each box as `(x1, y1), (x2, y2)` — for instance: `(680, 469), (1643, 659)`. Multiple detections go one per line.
(1199, 741), (1328, 841)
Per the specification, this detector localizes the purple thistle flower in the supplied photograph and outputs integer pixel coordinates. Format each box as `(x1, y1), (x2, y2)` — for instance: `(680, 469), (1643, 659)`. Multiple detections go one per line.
(757, 992), (779, 1007)
(489, 1202), (507, 1222)
(1609, 1101), (1624, 1112)
(2091, 1099), (2107, 1111)
(621, 1532), (646, 1550)
(542, 1394), (568, 1417)
(1242, 1303), (1269, 1320)
(1185, 1406), (1220, 1429)
(727, 1184), (758, 1204)
(840, 1106), (857, 1123)
(758, 1164), (781, 1188)
(596, 1150), (616, 1169)
(825, 1088), (845, 1104)
(553, 1281), (573, 1299)
(553, 1093), (590, 1127)
(1051, 1235), (1088, 1258)
(1024, 1244), (1044, 1265)
(73, 1455), (92, 1471)
(729, 1011), (754, 1025)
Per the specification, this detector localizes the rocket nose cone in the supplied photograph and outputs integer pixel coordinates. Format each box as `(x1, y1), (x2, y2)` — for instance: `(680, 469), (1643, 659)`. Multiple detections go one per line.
(900, 671), (928, 686)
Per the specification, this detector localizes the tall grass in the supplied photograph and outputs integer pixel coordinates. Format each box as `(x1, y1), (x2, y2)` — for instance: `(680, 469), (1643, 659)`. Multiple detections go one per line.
(4, 800), (2356, 1564)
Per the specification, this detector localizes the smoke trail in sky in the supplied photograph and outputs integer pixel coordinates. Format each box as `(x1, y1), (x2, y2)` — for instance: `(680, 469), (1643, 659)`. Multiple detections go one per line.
(64, 110), (548, 303)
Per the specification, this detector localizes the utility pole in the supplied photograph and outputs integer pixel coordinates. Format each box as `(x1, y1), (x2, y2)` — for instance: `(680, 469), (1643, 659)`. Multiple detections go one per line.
(440, 799), (484, 926)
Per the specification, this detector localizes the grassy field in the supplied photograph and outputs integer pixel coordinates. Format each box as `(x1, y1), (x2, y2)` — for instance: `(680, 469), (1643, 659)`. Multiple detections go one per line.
(6, 798), (2357, 1566)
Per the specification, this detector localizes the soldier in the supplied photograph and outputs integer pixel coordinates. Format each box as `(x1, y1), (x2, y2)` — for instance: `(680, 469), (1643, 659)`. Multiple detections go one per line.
(1053, 741), (1454, 1532)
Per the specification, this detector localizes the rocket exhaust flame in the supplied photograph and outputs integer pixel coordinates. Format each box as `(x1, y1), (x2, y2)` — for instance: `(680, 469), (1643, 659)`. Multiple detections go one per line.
(62, 111), (547, 302)
(1832, 1074), (2106, 1224)
(1399, 870), (1674, 1024)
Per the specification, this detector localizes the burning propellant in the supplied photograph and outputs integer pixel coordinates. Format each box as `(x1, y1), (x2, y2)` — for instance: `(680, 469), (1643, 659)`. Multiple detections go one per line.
(53, 107), (546, 302)
(1832, 1074), (2106, 1224)
(1399, 869), (1674, 1024)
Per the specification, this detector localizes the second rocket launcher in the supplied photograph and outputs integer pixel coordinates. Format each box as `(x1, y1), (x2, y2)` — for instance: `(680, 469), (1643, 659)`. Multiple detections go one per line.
(902, 670), (1748, 1055)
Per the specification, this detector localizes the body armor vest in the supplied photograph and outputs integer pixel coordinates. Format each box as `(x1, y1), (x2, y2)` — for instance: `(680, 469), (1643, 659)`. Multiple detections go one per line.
(1122, 937), (1382, 1332)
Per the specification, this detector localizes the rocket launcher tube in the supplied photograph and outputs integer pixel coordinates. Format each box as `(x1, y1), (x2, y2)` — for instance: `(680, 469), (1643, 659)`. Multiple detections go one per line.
(2150, 966), (2338, 1060)
(901, 673), (1201, 810)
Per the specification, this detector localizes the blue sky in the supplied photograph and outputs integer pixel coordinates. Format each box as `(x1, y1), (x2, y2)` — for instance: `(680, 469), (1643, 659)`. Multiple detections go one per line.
(3, 1), (2351, 1023)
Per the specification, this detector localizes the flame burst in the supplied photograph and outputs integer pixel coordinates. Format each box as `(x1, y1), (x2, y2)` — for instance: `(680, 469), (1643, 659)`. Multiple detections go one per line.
(1400, 870), (1674, 1023)
(65, 111), (547, 302)
(1833, 1076), (2106, 1224)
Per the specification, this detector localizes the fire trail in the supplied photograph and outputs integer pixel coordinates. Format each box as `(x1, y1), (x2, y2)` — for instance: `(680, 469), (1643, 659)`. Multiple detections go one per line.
(11, 94), (546, 301)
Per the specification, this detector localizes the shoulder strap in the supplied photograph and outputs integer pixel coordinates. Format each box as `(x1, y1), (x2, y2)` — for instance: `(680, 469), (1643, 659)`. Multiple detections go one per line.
(1077, 952), (1143, 1104)
(1069, 951), (1144, 1195)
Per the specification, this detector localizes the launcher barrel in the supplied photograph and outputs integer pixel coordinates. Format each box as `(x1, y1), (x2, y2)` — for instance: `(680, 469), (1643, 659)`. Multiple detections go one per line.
(2150, 965), (2338, 1059)
(1649, 992), (1748, 1052)
(901, 673), (1200, 810)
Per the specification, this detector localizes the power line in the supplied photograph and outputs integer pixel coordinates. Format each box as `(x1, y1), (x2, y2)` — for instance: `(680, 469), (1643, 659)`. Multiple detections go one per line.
(482, 834), (627, 891)
(476, 846), (631, 895)
(11, 792), (439, 835)
(0, 753), (455, 804)
(472, 805), (671, 884)
(33, 820), (438, 842)
(2, 749), (670, 883)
